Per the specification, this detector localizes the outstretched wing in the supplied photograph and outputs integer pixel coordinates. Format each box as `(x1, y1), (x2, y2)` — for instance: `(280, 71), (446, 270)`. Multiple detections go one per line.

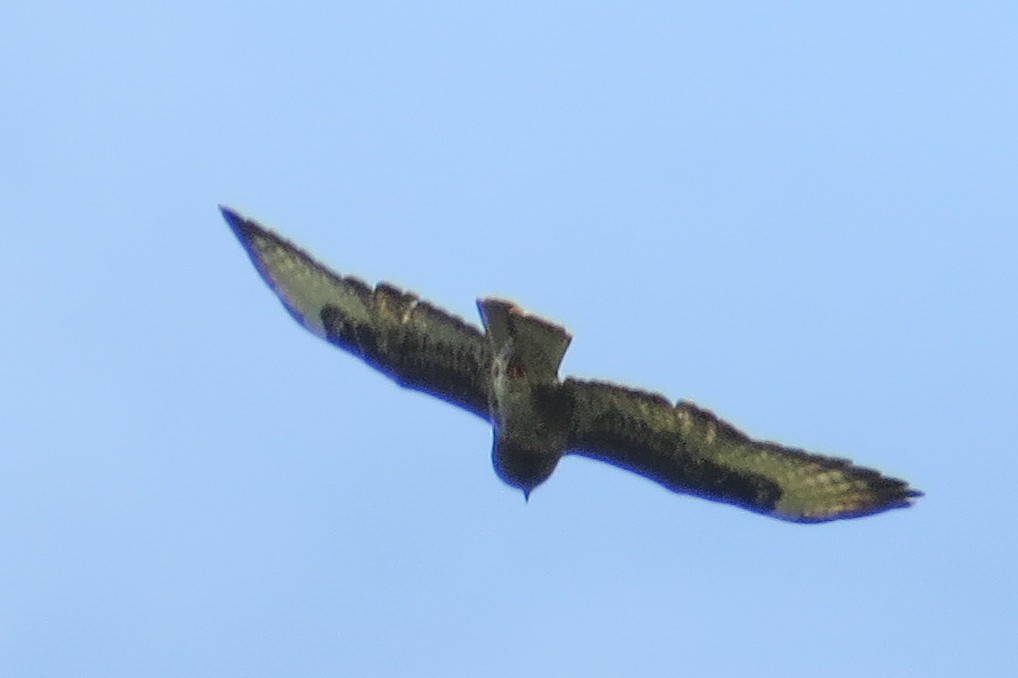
(563, 379), (922, 522)
(222, 207), (492, 420)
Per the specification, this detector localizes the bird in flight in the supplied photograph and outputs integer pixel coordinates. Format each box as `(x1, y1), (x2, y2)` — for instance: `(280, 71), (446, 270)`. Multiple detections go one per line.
(222, 206), (921, 523)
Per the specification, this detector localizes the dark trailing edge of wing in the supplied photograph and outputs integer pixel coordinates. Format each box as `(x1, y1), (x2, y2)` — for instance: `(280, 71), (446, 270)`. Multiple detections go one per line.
(319, 292), (493, 421)
(562, 379), (783, 515)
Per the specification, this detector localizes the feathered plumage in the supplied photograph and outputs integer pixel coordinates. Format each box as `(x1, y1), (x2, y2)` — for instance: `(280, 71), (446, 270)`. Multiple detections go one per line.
(223, 206), (922, 522)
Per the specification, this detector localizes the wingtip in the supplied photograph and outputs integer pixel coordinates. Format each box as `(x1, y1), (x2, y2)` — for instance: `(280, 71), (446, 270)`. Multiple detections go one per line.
(219, 205), (270, 248)
(219, 204), (244, 233)
(855, 475), (924, 519)
(891, 477), (924, 507)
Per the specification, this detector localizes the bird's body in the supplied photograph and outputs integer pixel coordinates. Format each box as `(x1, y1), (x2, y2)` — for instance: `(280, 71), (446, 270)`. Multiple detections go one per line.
(223, 206), (922, 522)
(480, 299), (572, 496)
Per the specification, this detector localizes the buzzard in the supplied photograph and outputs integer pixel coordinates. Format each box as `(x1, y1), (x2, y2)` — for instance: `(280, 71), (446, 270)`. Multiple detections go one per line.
(222, 207), (921, 523)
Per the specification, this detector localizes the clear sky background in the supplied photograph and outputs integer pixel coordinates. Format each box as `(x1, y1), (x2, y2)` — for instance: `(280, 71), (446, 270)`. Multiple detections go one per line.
(3, 3), (1016, 676)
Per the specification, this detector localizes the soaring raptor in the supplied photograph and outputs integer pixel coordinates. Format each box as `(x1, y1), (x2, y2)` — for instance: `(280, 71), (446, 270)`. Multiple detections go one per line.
(222, 207), (921, 523)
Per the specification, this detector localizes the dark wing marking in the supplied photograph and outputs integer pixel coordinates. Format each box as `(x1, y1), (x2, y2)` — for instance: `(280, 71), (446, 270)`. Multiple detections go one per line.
(222, 206), (492, 420)
(563, 379), (922, 522)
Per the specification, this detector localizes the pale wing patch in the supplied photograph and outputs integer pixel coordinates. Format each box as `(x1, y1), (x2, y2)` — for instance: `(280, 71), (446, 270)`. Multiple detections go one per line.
(234, 217), (372, 338)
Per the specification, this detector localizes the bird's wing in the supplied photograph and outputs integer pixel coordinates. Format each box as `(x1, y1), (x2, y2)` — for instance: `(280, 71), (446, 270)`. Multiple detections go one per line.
(563, 378), (922, 522)
(223, 207), (492, 420)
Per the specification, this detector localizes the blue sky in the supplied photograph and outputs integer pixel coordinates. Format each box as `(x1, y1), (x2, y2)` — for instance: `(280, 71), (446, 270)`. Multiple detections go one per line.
(3, 2), (1016, 675)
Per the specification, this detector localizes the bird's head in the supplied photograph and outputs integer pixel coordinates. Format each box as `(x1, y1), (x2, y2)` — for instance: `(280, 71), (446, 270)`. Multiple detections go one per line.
(491, 437), (561, 500)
